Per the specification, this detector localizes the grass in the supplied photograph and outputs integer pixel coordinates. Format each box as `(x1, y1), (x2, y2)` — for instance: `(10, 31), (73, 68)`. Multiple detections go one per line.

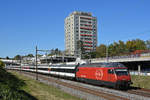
(10, 71), (83, 100)
(0, 68), (37, 100)
(7, 69), (150, 100)
(131, 75), (150, 89)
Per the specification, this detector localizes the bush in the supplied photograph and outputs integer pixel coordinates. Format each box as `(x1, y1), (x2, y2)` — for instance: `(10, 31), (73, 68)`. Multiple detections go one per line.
(0, 68), (37, 100)
(0, 60), (4, 68)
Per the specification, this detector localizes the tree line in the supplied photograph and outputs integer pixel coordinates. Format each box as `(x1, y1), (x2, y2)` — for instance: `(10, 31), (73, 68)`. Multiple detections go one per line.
(94, 39), (150, 58)
(9, 39), (150, 60)
(12, 48), (62, 60)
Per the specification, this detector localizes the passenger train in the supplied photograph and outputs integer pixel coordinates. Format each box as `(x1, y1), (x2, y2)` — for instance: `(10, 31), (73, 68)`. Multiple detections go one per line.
(8, 61), (132, 89)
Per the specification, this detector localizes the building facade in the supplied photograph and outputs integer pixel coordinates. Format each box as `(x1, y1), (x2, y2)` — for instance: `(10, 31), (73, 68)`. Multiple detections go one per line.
(65, 11), (97, 57)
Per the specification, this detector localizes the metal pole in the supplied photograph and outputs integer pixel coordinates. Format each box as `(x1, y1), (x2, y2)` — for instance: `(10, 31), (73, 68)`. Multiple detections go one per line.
(36, 46), (38, 80)
(138, 65), (141, 75)
(106, 45), (109, 62)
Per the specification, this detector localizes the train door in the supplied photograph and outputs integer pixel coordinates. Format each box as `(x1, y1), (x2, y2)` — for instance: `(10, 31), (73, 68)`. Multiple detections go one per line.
(107, 69), (116, 83)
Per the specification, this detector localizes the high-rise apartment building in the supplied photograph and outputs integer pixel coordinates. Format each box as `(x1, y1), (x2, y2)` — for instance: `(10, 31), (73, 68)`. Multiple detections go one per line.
(65, 11), (97, 57)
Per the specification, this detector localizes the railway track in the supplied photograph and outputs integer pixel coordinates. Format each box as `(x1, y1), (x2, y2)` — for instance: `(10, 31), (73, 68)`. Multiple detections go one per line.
(10, 70), (129, 100)
(9, 70), (150, 100)
(127, 89), (150, 98)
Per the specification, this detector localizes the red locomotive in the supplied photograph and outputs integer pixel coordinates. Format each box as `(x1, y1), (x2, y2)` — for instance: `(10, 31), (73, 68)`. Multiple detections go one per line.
(75, 62), (132, 89)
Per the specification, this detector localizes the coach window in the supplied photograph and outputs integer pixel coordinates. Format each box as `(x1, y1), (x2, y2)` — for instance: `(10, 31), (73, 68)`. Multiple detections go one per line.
(108, 69), (114, 74)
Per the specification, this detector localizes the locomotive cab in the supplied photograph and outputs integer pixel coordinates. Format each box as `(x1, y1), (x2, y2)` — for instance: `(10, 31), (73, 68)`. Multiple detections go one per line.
(76, 62), (132, 90)
(106, 63), (132, 89)
(114, 68), (132, 89)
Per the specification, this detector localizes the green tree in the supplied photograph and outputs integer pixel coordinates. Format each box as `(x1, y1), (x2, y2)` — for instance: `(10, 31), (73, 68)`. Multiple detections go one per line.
(96, 44), (107, 57)
(108, 42), (120, 56)
(48, 48), (62, 56)
(126, 40), (136, 53)
(146, 40), (150, 50)
(89, 52), (97, 58)
(83, 51), (97, 59)
(108, 44), (115, 56)
(134, 39), (147, 50)
(27, 54), (34, 57)
(50, 49), (55, 55)
(126, 39), (147, 53)
(54, 48), (62, 55)
(6, 56), (10, 59)
(113, 42), (120, 55)
(14, 55), (21, 60)
(118, 40), (126, 55)
(55, 48), (59, 55)
(0, 60), (5, 68)
(77, 40), (85, 58)
(95, 39), (148, 58)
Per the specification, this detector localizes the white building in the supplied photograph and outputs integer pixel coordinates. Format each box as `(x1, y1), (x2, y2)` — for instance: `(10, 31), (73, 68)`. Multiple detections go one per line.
(65, 11), (97, 57)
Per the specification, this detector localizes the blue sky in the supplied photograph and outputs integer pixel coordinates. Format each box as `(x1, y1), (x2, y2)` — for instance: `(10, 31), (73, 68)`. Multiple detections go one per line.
(0, 0), (150, 58)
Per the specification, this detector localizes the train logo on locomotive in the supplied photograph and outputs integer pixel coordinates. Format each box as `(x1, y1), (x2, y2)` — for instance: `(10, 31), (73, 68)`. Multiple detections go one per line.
(95, 69), (103, 80)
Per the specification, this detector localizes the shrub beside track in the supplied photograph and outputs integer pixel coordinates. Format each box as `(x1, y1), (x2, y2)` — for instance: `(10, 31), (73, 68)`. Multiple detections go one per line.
(0, 67), (37, 100)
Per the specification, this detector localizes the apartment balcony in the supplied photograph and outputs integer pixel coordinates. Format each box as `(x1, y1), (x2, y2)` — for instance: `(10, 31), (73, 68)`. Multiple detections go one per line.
(83, 47), (93, 50)
(81, 37), (92, 40)
(80, 17), (92, 20)
(80, 24), (92, 28)
(80, 30), (92, 33)
(80, 34), (92, 36)
(83, 44), (93, 47)
(84, 24), (92, 27)
(80, 27), (93, 30)
(84, 41), (93, 43)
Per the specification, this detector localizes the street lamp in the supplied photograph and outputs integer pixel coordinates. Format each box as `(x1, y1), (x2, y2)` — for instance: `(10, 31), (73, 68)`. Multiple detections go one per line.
(35, 46), (38, 80)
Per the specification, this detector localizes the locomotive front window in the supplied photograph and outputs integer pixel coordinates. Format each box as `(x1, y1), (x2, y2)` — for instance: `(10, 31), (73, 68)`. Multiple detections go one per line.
(108, 69), (114, 74)
(115, 69), (128, 76)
